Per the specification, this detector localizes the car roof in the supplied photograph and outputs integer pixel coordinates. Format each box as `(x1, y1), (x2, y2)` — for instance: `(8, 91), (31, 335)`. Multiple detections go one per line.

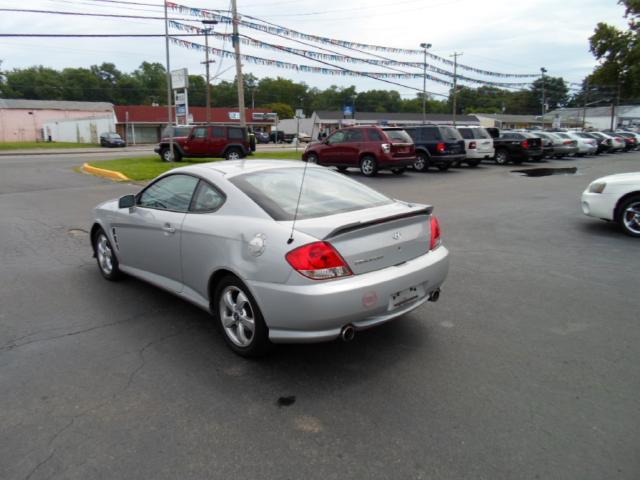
(169, 159), (315, 179)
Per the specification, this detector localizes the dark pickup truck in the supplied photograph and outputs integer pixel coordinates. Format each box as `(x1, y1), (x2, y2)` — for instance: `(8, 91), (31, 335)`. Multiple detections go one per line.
(487, 129), (543, 165)
(154, 125), (252, 162)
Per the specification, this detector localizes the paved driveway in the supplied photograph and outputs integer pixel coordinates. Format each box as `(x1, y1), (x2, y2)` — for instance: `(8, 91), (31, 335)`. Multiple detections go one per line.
(1, 152), (639, 479)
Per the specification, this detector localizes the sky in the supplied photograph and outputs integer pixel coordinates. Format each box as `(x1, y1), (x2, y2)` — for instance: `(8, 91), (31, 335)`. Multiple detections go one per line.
(0, 0), (631, 100)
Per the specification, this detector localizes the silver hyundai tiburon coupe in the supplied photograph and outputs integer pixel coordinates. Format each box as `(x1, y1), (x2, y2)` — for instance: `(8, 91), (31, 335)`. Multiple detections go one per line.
(91, 160), (449, 356)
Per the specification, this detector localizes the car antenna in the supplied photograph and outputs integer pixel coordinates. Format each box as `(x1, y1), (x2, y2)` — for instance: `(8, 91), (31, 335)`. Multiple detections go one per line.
(287, 158), (311, 244)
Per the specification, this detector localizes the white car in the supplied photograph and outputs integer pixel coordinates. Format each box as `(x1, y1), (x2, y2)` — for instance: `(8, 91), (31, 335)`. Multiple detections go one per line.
(566, 132), (598, 156)
(456, 126), (495, 166)
(598, 132), (626, 152)
(582, 172), (640, 237)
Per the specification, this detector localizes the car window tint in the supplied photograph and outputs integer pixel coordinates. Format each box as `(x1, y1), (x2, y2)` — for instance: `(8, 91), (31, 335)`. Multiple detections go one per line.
(474, 128), (491, 139)
(458, 128), (473, 139)
(193, 127), (208, 139)
(228, 128), (244, 140)
(328, 131), (347, 144)
(421, 127), (440, 141)
(212, 127), (225, 138)
(347, 129), (365, 142)
(230, 167), (393, 221)
(384, 129), (412, 142)
(138, 174), (199, 212)
(367, 129), (384, 141)
(191, 181), (225, 212)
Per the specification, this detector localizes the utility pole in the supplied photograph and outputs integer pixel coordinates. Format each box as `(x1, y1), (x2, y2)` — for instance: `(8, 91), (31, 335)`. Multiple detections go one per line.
(610, 80), (621, 130)
(582, 79), (589, 130)
(420, 43), (431, 124)
(540, 67), (547, 121)
(451, 52), (462, 126)
(201, 20), (218, 125)
(231, 0), (247, 129)
(163, 0), (174, 160)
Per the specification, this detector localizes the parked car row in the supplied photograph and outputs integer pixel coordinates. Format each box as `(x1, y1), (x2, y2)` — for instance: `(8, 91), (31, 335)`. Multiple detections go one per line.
(301, 124), (634, 175)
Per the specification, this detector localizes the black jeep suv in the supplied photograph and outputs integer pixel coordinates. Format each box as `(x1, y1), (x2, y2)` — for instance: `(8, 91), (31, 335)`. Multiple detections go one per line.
(403, 125), (466, 172)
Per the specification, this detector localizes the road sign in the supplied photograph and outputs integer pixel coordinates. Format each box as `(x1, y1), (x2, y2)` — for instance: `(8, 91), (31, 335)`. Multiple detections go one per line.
(176, 105), (186, 115)
(295, 109), (304, 119)
(170, 69), (189, 90)
(343, 105), (353, 116)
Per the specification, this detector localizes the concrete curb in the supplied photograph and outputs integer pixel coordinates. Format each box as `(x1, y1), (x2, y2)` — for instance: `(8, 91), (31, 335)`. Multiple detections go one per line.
(82, 163), (131, 181)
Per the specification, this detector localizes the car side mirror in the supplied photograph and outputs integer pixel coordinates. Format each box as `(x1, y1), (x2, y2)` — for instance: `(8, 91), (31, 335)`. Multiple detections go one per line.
(118, 194), (136, 209)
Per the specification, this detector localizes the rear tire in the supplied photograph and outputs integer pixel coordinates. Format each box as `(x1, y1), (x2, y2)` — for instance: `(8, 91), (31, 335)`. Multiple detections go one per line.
(160, 147), (181, 162)
(225, 148), (242, 160)
(306, 153), (319, 164)
(360, 156), (378, 177)
(213, 276), (271, 357)
(494, 149), (509, 165)
(413, 152), (429, 172)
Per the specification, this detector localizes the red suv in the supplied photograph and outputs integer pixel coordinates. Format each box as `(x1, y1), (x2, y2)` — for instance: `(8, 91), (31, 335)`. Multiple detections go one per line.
(302, 126), (416, 176)
(154, 125), (252, 162)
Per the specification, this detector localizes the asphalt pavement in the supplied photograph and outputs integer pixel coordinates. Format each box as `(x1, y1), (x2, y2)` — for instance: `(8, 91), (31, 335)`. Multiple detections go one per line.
(1, 151), (639, 479)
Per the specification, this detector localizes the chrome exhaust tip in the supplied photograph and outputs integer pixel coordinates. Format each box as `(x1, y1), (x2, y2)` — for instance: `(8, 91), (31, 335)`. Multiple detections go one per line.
(340, 325), (355, 342)
(428, 289), (441, 302)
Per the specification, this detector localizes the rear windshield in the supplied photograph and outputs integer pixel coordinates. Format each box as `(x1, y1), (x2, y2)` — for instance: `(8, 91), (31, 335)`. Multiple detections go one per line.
(230, 167), (393, 221)
(555, 133), (570, 139)
(383, 129), (412, 143)
(439, 127), (463, 141)
(458, 127), (490, 140)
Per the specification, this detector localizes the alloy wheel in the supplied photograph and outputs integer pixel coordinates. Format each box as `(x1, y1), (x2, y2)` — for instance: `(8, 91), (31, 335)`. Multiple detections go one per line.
(219, 286), (255, 347)
(622, 201), (640, 235)
(96, 233), (113, 276)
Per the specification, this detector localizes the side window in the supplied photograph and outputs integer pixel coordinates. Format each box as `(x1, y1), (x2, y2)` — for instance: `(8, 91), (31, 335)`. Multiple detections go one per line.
(347, 129), (365, 142)
(193, 127), (208, 139)
(402, 128), (416, 141)
(228, 128), (244, 140)
(422, 128), (440, 141)
(191, 181), (225, 212)
(327, 131), (347, 144)
(502, 132), (514, 139)
(367, 129), (384, 141)
(212, 127), (225, 138)
(138, 174), (199, 212)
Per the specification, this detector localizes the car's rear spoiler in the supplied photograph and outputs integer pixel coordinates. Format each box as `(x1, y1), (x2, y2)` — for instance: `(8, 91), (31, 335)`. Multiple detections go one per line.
(324, 206), (433, 240)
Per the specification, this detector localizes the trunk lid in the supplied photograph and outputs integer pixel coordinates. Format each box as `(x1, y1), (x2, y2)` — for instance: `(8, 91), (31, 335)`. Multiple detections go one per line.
(287, 203), (433, 274)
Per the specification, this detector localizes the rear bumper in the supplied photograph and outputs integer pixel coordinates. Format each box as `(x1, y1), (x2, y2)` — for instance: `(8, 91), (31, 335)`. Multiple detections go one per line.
(466, 148), (495, 159)
(378, 156), (417, 169)
(432, 154), (465, 166)
(248, 246), (450, 343)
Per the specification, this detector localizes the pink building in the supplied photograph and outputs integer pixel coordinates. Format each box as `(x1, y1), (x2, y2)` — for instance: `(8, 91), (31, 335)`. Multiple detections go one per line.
(0, 99), (114, 142)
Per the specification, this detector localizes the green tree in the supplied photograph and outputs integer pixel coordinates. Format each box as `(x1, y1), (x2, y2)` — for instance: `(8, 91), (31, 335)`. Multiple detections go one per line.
(1, 66), (63, 99)
(263, 102), (294, 119)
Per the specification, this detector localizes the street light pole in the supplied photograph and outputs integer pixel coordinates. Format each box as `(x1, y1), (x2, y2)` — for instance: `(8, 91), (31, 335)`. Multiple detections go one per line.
(163, 0), (174, 161)
(201, 20), (218, 125)
(451, 52), (462, 126)
(420, 43), (431, 124)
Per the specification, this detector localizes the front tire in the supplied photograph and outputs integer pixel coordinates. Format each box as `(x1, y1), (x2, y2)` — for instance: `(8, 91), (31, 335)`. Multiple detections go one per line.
(214, 276), (271, 356)
(160, 147), (181, 162)
(617, 195), (640, 237)
(360, 156), (378, 177)
(306, 153), (319, 164)
(93, 229), (123, 281)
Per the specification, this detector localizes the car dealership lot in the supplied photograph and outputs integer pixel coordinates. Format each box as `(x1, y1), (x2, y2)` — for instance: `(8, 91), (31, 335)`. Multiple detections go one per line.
(1, 152), (639, 479)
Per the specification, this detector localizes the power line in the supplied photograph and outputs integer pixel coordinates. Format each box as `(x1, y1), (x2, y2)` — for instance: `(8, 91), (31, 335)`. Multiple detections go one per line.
(0, 7), (206, 21)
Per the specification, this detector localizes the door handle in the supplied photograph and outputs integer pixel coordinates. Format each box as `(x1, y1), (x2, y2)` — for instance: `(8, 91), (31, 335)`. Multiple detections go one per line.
(162, 223), (176, 234)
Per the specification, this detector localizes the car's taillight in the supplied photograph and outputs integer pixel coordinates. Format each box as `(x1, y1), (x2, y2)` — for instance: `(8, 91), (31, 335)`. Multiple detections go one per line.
(521, 140), (529, 149)
(381, 143), (391, 153)
(286, 241), (352, 280)
(468, 141), (477, 149)
(430, 216), (441, 250)
(563, 140), (573, 145)
(436, 142), (446, 153)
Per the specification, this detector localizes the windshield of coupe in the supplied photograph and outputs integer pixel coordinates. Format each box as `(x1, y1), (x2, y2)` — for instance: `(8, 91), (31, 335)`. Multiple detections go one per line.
(230, 168), (393, 221)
